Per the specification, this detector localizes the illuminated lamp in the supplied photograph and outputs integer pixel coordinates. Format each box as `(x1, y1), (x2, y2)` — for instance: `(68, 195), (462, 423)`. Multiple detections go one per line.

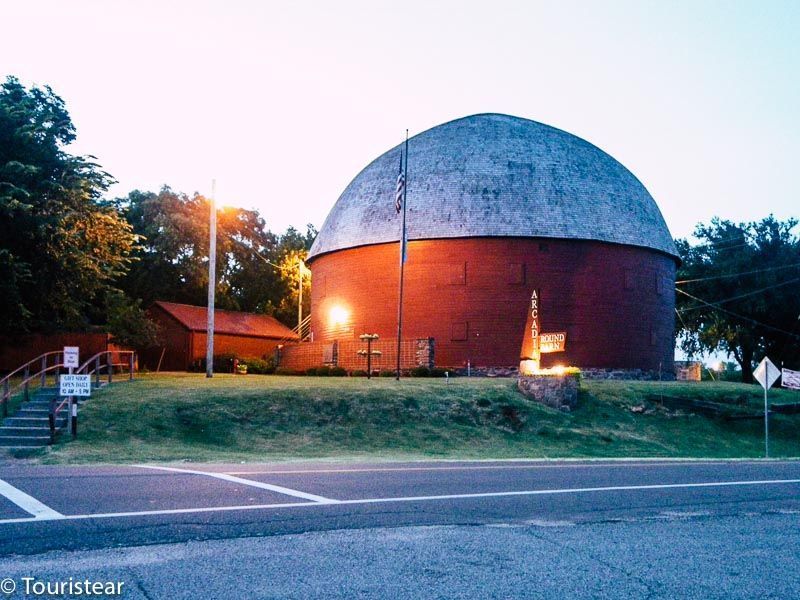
(329, 305), (350, 328)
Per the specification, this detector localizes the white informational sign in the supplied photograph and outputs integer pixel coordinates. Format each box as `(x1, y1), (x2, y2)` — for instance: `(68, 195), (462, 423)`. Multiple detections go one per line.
(63, 346), (80, 369)
(59, 374), (91, 397)
(782, 368), (800, 390)
(754, 357), (780, 390)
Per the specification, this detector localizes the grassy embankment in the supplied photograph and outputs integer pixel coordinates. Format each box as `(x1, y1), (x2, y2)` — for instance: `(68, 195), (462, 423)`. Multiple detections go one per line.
(15, 372), (800, 464)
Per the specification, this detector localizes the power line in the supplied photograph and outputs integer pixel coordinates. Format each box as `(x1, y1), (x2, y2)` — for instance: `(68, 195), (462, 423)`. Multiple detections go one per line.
(676, 262), (800, 284)
(677, 277), (800, 309)
(675, 288), (800, 338)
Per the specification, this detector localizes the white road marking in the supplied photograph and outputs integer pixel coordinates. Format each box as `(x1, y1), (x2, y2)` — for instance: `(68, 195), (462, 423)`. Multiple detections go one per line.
(134, 465), (337, 504)
(223, 461), (773, 476)
(0, 478), (63, 521)
(0, 477), (798, 525)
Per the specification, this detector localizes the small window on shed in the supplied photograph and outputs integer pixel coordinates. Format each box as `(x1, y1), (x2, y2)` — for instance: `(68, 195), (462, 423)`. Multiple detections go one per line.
(507, 262), (525, 285)
(451, 322), (468, 341)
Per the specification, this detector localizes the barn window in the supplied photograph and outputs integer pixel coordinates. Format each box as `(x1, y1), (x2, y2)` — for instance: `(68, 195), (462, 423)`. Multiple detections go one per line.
(451, 322), (468, 341)
(449, 262), (466, 285)
(507, 262), (525, 285)
(624, 269), (635, 290)
(318, 275), (326, 298)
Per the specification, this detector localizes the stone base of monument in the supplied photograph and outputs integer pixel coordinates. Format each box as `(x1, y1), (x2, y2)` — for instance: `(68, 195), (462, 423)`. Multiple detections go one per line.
(517, 374), (579, 411)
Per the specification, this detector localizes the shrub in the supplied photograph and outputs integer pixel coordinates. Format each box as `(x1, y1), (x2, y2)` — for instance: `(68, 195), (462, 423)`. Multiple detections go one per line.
(189, 354), (238, 373)
(316, 366), (332, 376)
(379, 369), (396, 377)
(430, 368), (448, 378)
(306, 367), (318, 376)
(350, 369), (368, 377)
(275, 367), (301, 376)
(241, 356), (275, 375)
(411, 366), (431, 377)
(329, 366), (347, 377)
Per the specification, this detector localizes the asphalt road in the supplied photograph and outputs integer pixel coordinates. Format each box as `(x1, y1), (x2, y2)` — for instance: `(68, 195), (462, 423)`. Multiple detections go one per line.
(1, 459), (799, 598)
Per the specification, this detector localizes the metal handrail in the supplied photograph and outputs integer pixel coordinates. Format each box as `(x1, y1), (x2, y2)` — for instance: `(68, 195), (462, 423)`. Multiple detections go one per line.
(2, 349), (137, 445)
(278, 315), (311, 345)
(2, 358), (67, 418)
(48, 351), (136, 443)
(0, 351), (64, 388)
(76, 350), (136, 385)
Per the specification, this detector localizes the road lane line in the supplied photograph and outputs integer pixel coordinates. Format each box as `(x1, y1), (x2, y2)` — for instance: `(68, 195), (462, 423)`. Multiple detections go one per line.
(1, 477), (798, 525)
(222, 461), (777, 476)
(134, 465), (338, 504)
(0, 477), (64, 521)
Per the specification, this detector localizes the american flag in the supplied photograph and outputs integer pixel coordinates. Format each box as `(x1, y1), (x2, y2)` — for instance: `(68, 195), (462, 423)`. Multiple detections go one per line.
(394, 152), (405, 214)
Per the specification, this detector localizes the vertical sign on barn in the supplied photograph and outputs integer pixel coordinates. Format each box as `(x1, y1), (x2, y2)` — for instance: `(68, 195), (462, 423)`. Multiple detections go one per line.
(519, 289), (541, 374)
(530, 289), (540, 364)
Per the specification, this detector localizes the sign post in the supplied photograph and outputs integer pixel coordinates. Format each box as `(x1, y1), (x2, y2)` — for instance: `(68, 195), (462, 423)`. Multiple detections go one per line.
(754, 356), (781, 458)
(63, 347), (78, 437)
(59, 374), (91, 439)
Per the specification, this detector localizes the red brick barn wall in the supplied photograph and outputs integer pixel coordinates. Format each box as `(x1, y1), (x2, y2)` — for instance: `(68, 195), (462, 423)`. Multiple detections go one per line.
(308, 238), (676, 371)
(279, 338), (432, 372)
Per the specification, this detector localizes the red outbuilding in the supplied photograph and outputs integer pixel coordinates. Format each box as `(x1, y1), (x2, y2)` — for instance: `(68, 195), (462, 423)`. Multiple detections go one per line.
(142, 301), (298, 371)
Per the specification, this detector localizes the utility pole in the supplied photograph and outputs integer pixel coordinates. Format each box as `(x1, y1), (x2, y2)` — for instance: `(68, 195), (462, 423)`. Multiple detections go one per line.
(298, 261), (303, 337)
(206, 179), (216, 378)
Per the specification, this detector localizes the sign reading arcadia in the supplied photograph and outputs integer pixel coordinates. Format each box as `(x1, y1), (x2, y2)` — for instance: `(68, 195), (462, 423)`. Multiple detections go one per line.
(519, 288), (541, 365)
(520, 288), (567, 373)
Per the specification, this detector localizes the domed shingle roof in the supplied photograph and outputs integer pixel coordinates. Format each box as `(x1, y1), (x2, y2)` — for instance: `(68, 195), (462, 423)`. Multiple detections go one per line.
(308, 114), (677, 260)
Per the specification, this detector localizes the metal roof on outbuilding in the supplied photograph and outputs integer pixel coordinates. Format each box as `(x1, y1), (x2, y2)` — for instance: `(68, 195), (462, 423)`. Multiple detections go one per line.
(152, 302), (298, 340)
(309, 113), (678, 261)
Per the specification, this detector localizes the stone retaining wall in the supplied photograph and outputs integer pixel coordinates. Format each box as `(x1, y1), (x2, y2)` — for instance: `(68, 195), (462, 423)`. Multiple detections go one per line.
(517, 375), (579, 411)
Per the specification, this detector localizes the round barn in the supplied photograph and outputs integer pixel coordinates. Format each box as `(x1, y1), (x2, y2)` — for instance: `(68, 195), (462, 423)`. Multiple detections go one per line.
(307, 114), (679, 375)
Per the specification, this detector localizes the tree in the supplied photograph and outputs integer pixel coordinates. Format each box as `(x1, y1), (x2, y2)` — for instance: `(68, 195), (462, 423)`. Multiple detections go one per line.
(271, 225), (316, 328)
(675, 216), (800, 383)
(105, 291), (160, 348)
(118, 188), (316, 327)
(0, 76), (138, 333)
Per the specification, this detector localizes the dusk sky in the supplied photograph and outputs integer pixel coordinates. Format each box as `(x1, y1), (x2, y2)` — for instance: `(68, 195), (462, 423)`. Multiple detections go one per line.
(2, 0), (797, 239)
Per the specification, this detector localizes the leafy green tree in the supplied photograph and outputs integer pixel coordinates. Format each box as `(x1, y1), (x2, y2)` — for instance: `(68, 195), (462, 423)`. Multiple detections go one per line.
(118, 188), (316, 327)
(0, 76), (137, 333)
(272, 226), (316, 327)
(676, 216), (800, 382)
(105, 291), (160, 348)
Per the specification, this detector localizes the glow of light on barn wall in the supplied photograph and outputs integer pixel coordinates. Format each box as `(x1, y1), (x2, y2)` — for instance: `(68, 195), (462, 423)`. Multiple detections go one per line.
(519, 359), (539, 376)
(328, 305), (350, 328)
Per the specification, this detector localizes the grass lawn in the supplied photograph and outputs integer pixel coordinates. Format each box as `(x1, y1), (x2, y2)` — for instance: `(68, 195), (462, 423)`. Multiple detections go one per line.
(14, 372), (800, 464)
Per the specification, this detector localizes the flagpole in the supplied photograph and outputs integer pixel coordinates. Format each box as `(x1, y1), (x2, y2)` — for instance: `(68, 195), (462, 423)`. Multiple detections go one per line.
(396, 130), (409, 381)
